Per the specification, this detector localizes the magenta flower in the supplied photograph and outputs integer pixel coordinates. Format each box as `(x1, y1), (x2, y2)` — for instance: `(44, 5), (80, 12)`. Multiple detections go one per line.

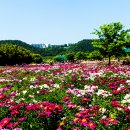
(88, 121), (97, 130)
(0, 118), (12, 129)
(18, 117), (26, 122)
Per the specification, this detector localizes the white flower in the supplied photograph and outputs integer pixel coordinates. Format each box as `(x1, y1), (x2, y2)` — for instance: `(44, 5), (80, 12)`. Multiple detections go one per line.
(32, 99), (37, 103)
(124, 94), (130, 100)
(39, 85), (44, 89)
(22, 90), (27, 94)
(100, 108), (106, 114)
(102, 115), (107, 119)
(30, 85), (35, 89)
(53, 84), (60, 89)
(84, 85), (90, 90)
(117, 108), (123, 111)
(126, 80), (130, 85)
(23, 77), (27, 80)
(29, 95), (34, 98)
(30, 77), (36, 82)
(43, 84), (50, 89)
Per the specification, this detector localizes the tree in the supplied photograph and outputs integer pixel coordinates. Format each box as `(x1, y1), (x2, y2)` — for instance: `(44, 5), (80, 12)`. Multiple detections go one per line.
(88, 50), (103, 61)
(92, 22), (130, 65)
(75, 51), (87, 61)
(66, 53), (75, 62)
(67, 39), (95, 53)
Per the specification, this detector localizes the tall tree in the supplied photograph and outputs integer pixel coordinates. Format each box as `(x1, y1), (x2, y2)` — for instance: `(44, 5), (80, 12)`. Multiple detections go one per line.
(92, 22), (130, 65)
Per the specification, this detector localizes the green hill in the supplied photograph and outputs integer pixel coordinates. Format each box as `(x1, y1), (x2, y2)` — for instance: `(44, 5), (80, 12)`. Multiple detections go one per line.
(0, 40), (43, 55)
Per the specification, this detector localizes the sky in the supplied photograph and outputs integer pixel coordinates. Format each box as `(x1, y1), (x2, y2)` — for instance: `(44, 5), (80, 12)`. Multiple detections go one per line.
(0, 0), (130, 45)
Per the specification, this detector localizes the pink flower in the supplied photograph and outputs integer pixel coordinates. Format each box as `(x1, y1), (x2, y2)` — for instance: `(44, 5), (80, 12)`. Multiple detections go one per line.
(6, 122), (13, 128)
(111, 101), (123, 108)
(18, 117), (26, 122)
(79, 118), (89, 126)
(10, 91), (16, 96)
(57, 126), (62, 130)
(125, 107), (130, 113)
(82, 97), (90, 102)
(11, 110), (19, 115)
(0, 118), (12, 128)
(0, 93), (6, 99)
(88, 121), (97, 130)
(72, 118), (80, 124)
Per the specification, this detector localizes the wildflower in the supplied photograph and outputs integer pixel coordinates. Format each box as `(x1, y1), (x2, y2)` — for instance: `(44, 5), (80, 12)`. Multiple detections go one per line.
(62, 96), (70, 102)
(111, 101), (124, 108)
(80, 118), (89, 126)
(125, 126), (130, 130)
(82, 97), (90, 102)
(0, 118), (12, 128)
(88, 121), (97, 130)
(72, 118), (80, 124)
(0, 93), (6, 99)
(18, 117), (26, 122)
(22, 90), (27, 94)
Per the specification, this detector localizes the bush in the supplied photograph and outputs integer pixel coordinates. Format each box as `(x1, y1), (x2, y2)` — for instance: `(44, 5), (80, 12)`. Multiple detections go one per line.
(66, 53), (75, 62)
(53, 55), (67, 62)
(88, 50), (103, 60)
(0, 44), (43, 65)
(75, 51), (87, 61)
(32, 54), (43, 63)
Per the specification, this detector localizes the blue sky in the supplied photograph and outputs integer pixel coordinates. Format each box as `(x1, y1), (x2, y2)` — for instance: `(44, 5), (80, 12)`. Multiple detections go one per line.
(0, 0), (130, 45)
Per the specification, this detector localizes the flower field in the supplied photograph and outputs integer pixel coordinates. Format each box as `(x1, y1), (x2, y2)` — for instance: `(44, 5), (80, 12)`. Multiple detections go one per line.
(0, 63), (130, 130)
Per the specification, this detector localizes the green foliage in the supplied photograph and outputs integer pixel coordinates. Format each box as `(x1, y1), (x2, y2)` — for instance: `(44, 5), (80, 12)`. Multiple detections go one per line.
(88, 50), (103, 60)
(0, 39), (97, 57)
(41, 44), (67, 57)
(53, 55), (67, 62)
(66, 53), (75, 62)
(67, 39), (95, 53)
(0, 40), (43, 55)
(75, 51), (87, 60)
(0, 44), (43, 65)
(32, 54), (43, 63)
(92, 22), (130, 64)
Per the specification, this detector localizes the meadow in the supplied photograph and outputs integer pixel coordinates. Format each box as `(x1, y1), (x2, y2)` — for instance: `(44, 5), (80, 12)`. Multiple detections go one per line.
(0, 63), (130, 130)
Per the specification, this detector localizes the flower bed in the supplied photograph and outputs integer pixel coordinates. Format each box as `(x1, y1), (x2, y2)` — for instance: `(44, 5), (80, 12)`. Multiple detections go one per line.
(0, 63), (130, 130)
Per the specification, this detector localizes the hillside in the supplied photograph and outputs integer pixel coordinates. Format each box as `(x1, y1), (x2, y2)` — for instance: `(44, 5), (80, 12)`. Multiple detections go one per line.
(0, 40), (43, 55)
(0, 39), (96, 57)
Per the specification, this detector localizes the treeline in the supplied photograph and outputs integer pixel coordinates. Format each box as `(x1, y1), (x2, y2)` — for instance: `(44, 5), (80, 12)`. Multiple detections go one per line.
(41, 39), (96, 56)
(0, 39), (99, 65)
(0, 44), (43, 65)
(0, 40), (43, 55)
(0, 39), (96, 57)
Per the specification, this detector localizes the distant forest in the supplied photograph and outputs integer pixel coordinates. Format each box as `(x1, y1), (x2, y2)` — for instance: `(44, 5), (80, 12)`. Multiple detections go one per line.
(0, 39), (96, 57)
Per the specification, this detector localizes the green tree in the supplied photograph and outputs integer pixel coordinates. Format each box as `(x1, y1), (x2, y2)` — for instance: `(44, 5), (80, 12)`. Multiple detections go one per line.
(88, 50), (103, 61)
(92, 22), (130, 65)
(75, 51), (87, 61)
(66, 53), (75, 62)
(67, 39), (95, 53)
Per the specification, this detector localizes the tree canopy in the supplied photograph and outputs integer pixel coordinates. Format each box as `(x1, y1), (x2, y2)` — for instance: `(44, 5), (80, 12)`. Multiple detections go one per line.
(0, 44), (43, 65)
(92, 22), (130, 65)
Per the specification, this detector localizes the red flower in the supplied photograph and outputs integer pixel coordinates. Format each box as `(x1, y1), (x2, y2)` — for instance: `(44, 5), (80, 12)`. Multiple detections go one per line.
(82, 97), (90, 102)
(125, 126), (130, 130)
(111, 101), (123, 108)
(62, 96), (70, 102)
(0, 93), (6, 99)
(11, 110), (19, 115)
(18, 117), (26, 122)
(0, 118), (12, 128)
(88, 121), (97, 130)
(79, 118), (89, 126)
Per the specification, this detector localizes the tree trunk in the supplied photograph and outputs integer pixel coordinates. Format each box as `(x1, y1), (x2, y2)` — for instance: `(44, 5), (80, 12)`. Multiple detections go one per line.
(108, 55), (111, 65)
